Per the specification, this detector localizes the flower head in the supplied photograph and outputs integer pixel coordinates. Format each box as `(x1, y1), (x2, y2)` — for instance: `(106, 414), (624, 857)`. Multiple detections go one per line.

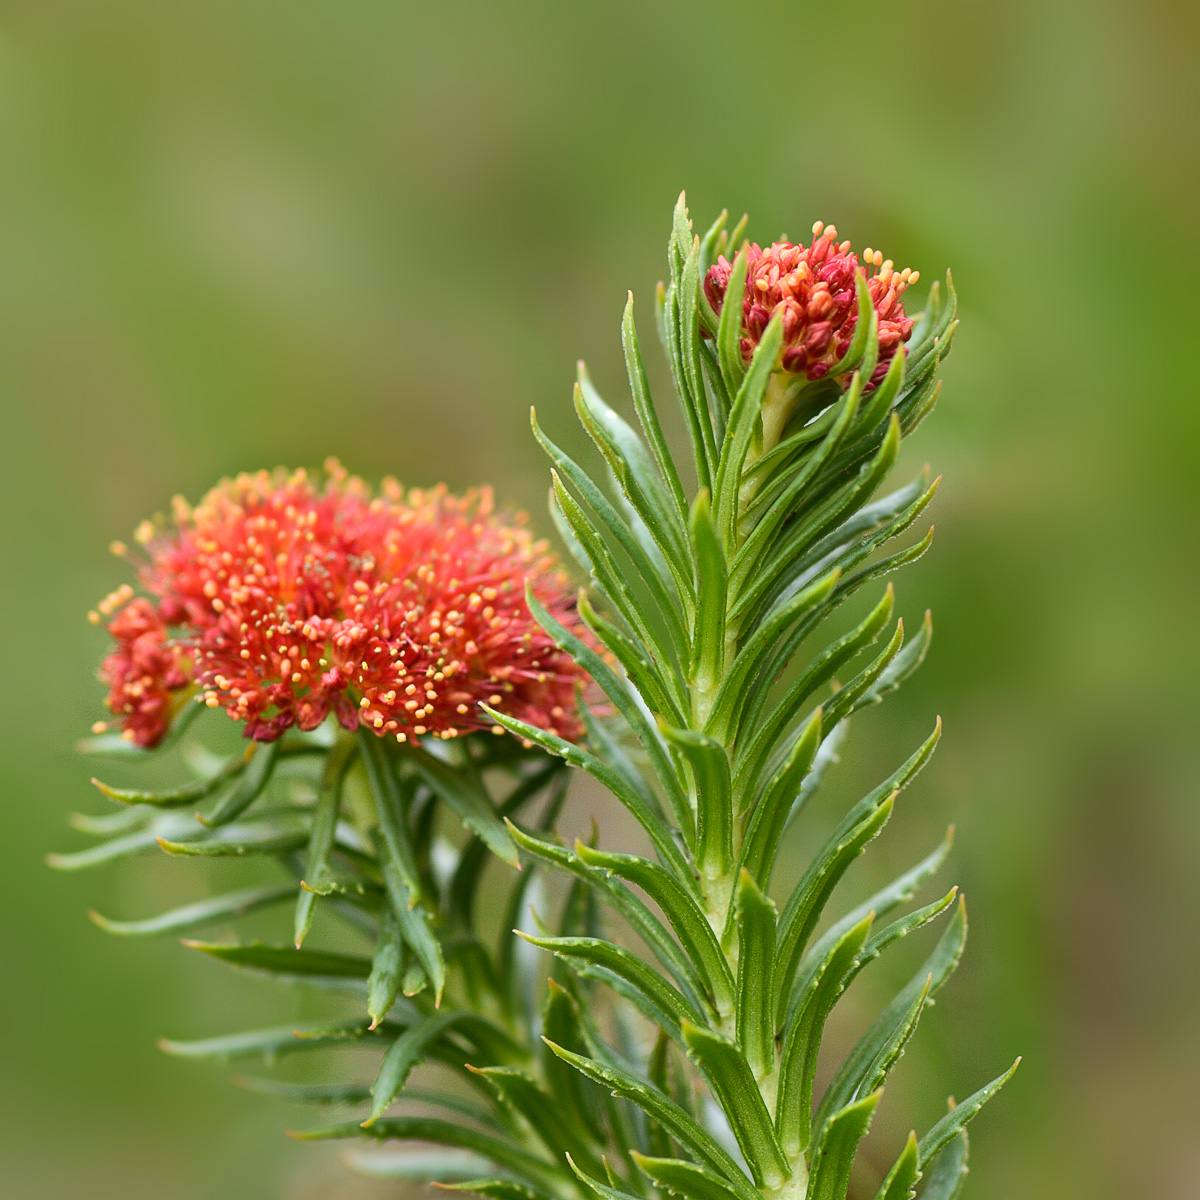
(704, 221), (917, 388)
(92, 461), (586, 747)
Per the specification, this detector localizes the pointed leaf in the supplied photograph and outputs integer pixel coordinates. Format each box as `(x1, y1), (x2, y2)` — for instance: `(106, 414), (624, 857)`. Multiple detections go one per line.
(90, 882), (295, 937)
(574, 840), (734, 1016)
(486, 706), (691, 882)
(734, 871), (777, 1079)
(680, 1022), (790, 1189)
(775, 915), (873, 1158)
(295, 735), (356, 946)
(368, 906), (406, 1028)
(295, 1117), (566, 1192)
(814, 899), (967, 1133)
(807, 1090), (882, 1200)
(519, 932), (702, 1031)
(198, 739), (281, 827)
(182, 940), (371, 982)
(542, 1040), (757, 1200)
(773, 795), (896, 1025)
(365, 1011), (478, 1126)
(631, 1153), (746, 1200)
(406, 745), (518, 867)
(622, 295), (689, 525)
(89, 749), (248, 808)
(917, 1060), (1020, 1166)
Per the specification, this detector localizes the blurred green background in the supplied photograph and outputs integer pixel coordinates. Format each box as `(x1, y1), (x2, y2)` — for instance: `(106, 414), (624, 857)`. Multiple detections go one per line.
(2, 1), (1197, 1197)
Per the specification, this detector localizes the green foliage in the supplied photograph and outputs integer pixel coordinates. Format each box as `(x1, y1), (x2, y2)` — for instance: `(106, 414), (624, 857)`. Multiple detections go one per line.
(58, 195), (1015, 1199)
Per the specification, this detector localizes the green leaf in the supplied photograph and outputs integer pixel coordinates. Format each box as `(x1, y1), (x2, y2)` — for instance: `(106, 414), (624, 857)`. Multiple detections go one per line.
(518, 932), (702, 1031)
(874, 1131), (919, 1200)
(622, 295), (689, 526)
(660, 719), (732, 883)
(365, 1011), (477, 1126)
(358, 730), (445, 1003)
(542, 979), (604, 1141)
(295, 735), (356, 947)
(566, 1158), (643, 1200)
(776, 913), (874, 1158)
(735, 407), (901, 631)
(358, 730), (422, 898)
(47, 818), (195, 870)
(680, 1022), (790, 1189)
(728, 378), (862, 605)
(182, 940), (372, 982)
(860, 610), (932, 708)
(631, 1153), (747, 1200)
(524, 588), (690, 837)
(542, 1040), (757, 1200)
(368, 906), (406, 1029)
(198, 739), (281, 827)
(159, 1017), (399, 1062)
(917, 1060), (1020, 1166)
(807, 1090), (882, 1200)
(820, 619), (906, 733)
(707, 568), (841, 742)
(472, 1066), (608, 1180)
(406, 745), (518, 868)
(295, 1117), (566, 1192)
(574, 367), (690, 578)
(715, 250), (749, 394)
(772, 794), (896, 1026)
(799, 825), (954, 989)
(89, 882), (296, 937)
(155, 822), (308, 858)
(733, 584), (892, 802)
(536, 403), (690, 645)
(509, 824), (706, 1010)
(89, 748), (248, 808)
(919, 1131), (969, 1200)
(814, 898), (967, 1133)
(232, 1076), (374, 1106)
(485, 706), (692, 883)
(573, 840), (734, 1017)
(734, 870), (777, 1079)
(439, 1179), (558, 1200)
(827, 273), (874, 378)
(737, 708), (823, 891)
(676, 232), (720, 479)
(688, 490), (730, 720)
(713, 317), (784, 547)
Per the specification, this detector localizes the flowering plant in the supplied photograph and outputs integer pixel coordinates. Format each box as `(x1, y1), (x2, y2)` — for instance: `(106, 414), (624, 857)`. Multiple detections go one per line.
(56, 195), (1016, 1200)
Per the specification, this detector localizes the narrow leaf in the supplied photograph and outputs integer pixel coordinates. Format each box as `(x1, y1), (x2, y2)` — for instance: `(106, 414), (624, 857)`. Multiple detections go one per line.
(406, 745), (519, 867)
(807, 1090), (882, 1200)
(543, 1040), (757, 1200)
(734, 871), (777, 1079)
(295, 735), (356, 946)
(681, 1022), (790, 1188)
(182, 940), (371, 981)
(89, 882), (295, 937)
(198, 739), (281, 827)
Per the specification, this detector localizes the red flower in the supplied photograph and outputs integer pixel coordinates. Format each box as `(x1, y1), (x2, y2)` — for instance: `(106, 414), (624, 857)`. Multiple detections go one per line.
(92, 462), (586, 747)
(95, 592), (191, 749)
(704, 222), (917, 388)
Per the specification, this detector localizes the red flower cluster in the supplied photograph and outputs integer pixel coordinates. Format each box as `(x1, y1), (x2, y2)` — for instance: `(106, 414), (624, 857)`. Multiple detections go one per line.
(704, 222), (917, 387)
(92, 462), (587, 748)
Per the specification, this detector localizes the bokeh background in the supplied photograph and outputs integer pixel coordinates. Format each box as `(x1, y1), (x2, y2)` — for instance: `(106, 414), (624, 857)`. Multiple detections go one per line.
(2, 1), (1197, 1197)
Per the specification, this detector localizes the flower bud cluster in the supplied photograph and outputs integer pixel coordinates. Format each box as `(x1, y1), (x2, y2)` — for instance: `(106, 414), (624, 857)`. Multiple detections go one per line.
(704, 222), (917, 387)
(92, 461), (586, 747)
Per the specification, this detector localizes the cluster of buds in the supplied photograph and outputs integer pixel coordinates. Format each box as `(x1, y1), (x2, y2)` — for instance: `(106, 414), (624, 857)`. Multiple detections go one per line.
(91, 461), (587, 747)
(704, 221), (917, 387)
